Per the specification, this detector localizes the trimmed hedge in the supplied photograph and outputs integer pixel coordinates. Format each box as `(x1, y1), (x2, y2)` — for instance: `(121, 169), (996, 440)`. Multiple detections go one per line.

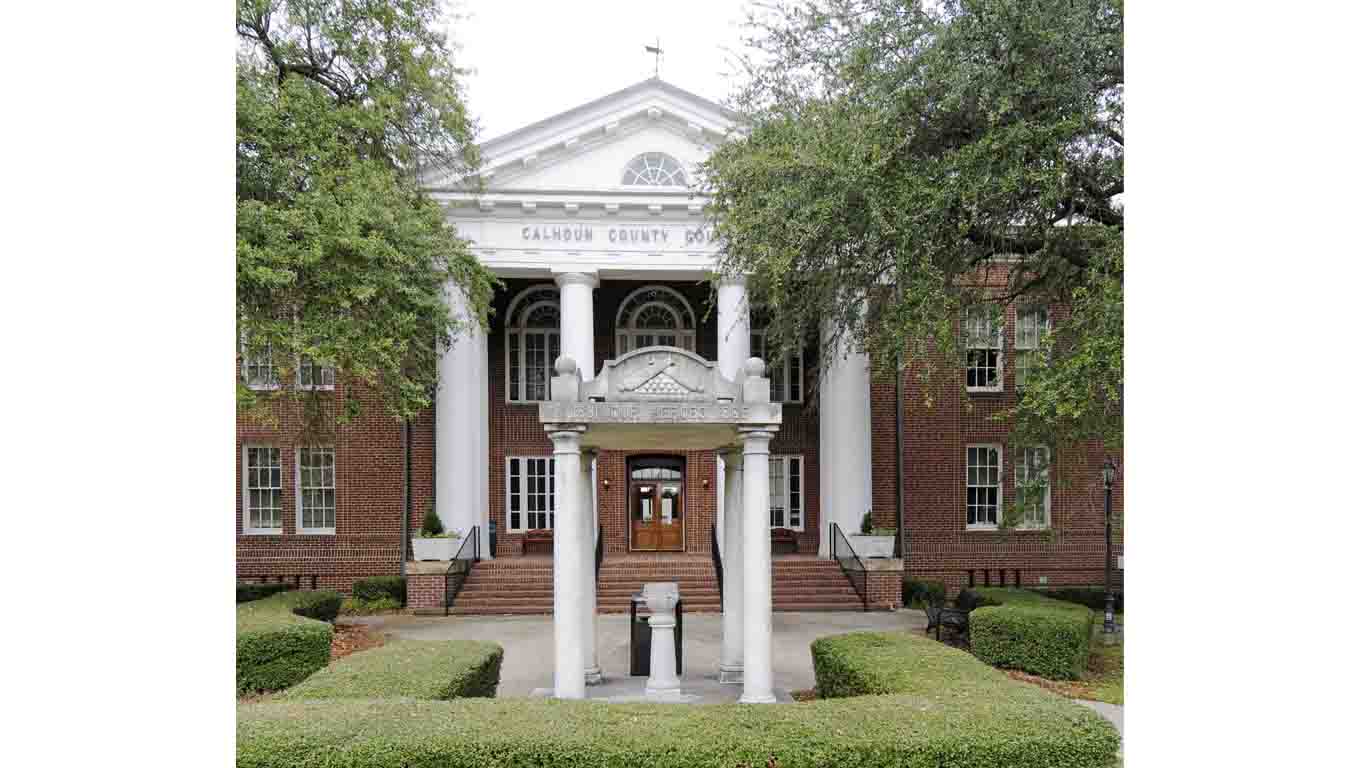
(237, 582), (294, 604)
(236, 593), (335, 695)
(352, 575), (406, 606)
(281, 590), (343, 623)
(283, 640), (503, 700)
(340, 596), (403, 615)
(240, 631), (1118, 768)
(1030, 586), (1124, 613)
(970, 588), (1094, 680)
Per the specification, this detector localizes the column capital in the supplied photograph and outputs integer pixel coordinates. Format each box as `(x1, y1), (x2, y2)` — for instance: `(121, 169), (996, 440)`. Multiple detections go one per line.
(553, 270), (599, 290)
(738, 426), (777, 454)
(546, 425), (587, 452)
(720, 448), (745, 467)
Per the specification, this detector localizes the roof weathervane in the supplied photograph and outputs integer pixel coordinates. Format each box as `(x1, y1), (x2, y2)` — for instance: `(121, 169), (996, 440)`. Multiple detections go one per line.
(645, 38), (662, 79)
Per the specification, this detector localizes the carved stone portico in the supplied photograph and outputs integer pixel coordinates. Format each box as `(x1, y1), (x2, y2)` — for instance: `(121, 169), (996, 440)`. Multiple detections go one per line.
(540, 348), (781, 701)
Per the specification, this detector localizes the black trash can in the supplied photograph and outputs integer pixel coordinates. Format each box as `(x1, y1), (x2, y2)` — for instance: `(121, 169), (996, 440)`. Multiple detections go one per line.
(628, 593), (684, 677)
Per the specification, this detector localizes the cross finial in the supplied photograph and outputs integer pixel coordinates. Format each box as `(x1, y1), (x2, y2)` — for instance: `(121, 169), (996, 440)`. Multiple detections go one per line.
(645, 37), (662, 79)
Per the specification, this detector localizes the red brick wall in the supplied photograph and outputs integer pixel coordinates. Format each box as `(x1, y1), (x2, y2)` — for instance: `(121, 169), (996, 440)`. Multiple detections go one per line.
(406, 573), (445, 612)
(236, 377), (431, 595)
(865, 570), (902, 611)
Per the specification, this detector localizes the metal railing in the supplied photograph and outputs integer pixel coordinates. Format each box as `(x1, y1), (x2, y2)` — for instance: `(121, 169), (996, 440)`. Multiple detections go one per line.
(710, 523), (724, 612)
(595, 529), (604, 581)
(830, 522), (869, 611)
(443, 527), (480, 616)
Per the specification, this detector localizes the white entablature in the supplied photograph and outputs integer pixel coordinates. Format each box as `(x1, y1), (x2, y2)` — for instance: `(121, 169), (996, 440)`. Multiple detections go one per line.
(425, 79), (739, 279)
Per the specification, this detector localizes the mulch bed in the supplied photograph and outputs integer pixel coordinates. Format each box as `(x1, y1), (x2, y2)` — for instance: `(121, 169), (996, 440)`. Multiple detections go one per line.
(330, 622), (385, 661)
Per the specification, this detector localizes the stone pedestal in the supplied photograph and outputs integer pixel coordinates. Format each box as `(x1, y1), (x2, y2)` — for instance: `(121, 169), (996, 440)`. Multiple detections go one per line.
(643, 582), (681, 699)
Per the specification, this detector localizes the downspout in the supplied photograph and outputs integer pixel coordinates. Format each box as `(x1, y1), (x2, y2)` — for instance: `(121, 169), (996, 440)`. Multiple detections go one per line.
(894, 347), (906, 561)
(400, 419), (411, 576)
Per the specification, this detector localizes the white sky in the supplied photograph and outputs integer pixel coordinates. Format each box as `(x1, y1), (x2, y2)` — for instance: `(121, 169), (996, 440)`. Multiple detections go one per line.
(448, 0), (754, 142)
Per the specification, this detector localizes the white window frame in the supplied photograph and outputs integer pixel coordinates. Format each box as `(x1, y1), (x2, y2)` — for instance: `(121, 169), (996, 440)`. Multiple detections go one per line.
(964, 308), (1004, 392)
(966, 444), (1002, 530)
(768, 455), (805, 531)
(505, 456), (556, 532)
(297, 357), (336, 390)
(620, 152), (688, 186)
(1014, 306), (1049, 391)
(1014, 445), (1051, 530)
(240, 340), (280, 391)
(614, 285), (696, 357)
(242, 445), (283, 535)
(295, 446), (336, 535)
(504, 284), (561, 404)
(750, 332), (804, 404)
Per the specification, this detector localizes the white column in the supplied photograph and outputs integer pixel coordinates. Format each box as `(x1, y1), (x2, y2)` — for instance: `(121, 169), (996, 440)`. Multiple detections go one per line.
(715, 276), (750, 555)
(549, 426), (586, 699)
(554, 271), (598, 382)
(719, 449), (745, 683)
(581, 450), (602, 684)
(818, 317), (872, 556)
(435, 283), (490, 557)
(739, 428), (776, 704)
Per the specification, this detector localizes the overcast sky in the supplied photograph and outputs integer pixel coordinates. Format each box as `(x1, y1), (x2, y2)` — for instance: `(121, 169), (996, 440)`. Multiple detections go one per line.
(448, 0), (754, 141)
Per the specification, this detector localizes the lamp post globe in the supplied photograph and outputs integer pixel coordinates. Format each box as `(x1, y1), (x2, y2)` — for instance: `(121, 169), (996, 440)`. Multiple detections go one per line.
(1102, 458), (1117, 635)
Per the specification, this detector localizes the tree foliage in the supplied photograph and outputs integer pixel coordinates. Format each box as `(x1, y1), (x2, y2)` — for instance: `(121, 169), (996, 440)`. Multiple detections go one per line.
(703, 0), (1123, 461)
(236, 0), (495, 427)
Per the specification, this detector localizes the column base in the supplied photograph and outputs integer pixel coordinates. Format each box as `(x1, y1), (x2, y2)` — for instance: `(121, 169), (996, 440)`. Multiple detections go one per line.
(645, 682), (682, 699)
(739, 692), (777, 704)
(718, 664), (744, 684)
(585, 666), (603, 685)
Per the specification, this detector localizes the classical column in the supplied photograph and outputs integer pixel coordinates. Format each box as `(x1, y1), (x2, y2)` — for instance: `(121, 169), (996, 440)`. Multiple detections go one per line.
(719, 448), (745, 683)
(554, 271), (598, 382)
(818, 315), (872, 556)
(715, 276), (750, 555)
(739, 427), (777, 704)
(435, 282), (490, 557)
(581, 449), (602, 684)
(549, 425), (587, 699)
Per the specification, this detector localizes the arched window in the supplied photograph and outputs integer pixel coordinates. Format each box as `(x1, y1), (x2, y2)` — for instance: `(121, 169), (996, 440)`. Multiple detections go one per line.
(615, 285), (696, 356)
(505, 284), (560, 402)
(621, 152), (687, 186)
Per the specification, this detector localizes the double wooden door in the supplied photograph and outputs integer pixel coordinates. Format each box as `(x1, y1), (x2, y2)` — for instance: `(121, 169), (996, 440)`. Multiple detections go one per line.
(630, 479), (684, 551)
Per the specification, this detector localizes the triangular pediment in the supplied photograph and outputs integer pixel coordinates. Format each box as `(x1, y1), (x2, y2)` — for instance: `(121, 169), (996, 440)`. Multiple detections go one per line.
(423, 79), (737, 191)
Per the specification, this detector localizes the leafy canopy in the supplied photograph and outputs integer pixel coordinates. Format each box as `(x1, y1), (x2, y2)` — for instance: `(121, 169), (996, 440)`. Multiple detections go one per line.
(704, 0), (1123, 465)
(236, 0), (495, 426)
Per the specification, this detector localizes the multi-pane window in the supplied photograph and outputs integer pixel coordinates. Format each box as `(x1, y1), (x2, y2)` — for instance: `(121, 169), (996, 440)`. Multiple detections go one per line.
(297, 446), (336, 533)
(621, 152), (688, 186)
(966, 445), (1002, 528)
(615, 286), (696, 355)
(298, 357), (335, 390)
(243, 446), (282, 532)
(750, 332), (803, 403)
(1015, 446), (1051, 529)
(507, 456), (555, 532)
(1015, 307), (1048, 390)
(964, 308), (1003, 391)
(241, 340), (280, 390)
(506, 285), (561, 402)
(768, 455), (804, 530)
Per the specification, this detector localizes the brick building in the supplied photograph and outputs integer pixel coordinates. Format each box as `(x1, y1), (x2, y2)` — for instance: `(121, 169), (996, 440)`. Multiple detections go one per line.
(236, 79), (1123, 613)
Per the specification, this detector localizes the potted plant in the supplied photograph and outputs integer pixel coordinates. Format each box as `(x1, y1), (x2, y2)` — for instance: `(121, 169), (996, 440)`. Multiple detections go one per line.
(411, 504), (464, 561)
(849, 510), (896, 558)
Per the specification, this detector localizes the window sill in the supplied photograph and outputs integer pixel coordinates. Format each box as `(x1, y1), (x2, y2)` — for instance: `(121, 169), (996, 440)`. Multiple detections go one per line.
(965, 524), (1000, 532)
(297, 529), (335, 536)
(244, 384), (281, 392)
(241, 529), (282, 536)
(298, 385), (336, 392)
(966, 387), (1004, 395)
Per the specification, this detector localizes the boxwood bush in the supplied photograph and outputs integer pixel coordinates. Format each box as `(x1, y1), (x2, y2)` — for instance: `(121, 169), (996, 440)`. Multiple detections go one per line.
(352, 575), (406, 606)
(236, 582), (293, 604)
(970, 588), (1094, 680)
(236, 593), (335, 695)
(283, 640), (503, 700)
(239, 631), (1118, 768)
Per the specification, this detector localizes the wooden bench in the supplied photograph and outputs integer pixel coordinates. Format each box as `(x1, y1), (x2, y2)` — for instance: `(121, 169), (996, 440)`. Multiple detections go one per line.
(522, 529), (553, 555)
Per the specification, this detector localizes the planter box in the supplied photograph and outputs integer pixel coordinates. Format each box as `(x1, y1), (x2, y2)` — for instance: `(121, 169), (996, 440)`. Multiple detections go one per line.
(849, 534), (895, 559)
(411, 536), (462, 561)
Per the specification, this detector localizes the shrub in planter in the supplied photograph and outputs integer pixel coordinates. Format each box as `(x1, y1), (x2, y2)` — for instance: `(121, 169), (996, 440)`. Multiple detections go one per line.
(236, 582), (293, 604)
(283, 640), (504, 700)
(236, 593), (333, 695)
(352, 575), (406, 606)
(969, 588), (1093, 680)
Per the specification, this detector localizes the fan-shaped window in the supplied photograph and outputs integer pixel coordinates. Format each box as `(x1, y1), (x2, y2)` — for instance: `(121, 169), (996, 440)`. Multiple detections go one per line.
(505, 285), (561, 402)
(621, 152), (687, 186)
(615, 285), (696, 355)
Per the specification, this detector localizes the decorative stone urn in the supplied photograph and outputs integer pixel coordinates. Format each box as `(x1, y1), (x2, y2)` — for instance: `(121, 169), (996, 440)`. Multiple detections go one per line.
(642, 582), (682, 699)
(849, 534), (895, 559)
(411, 534), (462, 561)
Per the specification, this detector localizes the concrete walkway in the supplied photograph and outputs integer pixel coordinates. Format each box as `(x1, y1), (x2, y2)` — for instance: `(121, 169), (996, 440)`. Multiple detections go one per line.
(352, 609), (926, 700)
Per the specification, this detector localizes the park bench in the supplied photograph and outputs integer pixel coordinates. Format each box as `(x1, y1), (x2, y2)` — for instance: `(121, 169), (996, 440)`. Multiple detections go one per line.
(924, 589), (991, 643)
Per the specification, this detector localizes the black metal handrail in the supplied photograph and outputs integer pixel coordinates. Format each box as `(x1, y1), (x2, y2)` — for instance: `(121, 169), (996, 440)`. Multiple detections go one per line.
(830, 522), (869, 611)
(444, 527), (479, 616)
(595, 528), (604, 580)
(710, 523), (724, 612)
